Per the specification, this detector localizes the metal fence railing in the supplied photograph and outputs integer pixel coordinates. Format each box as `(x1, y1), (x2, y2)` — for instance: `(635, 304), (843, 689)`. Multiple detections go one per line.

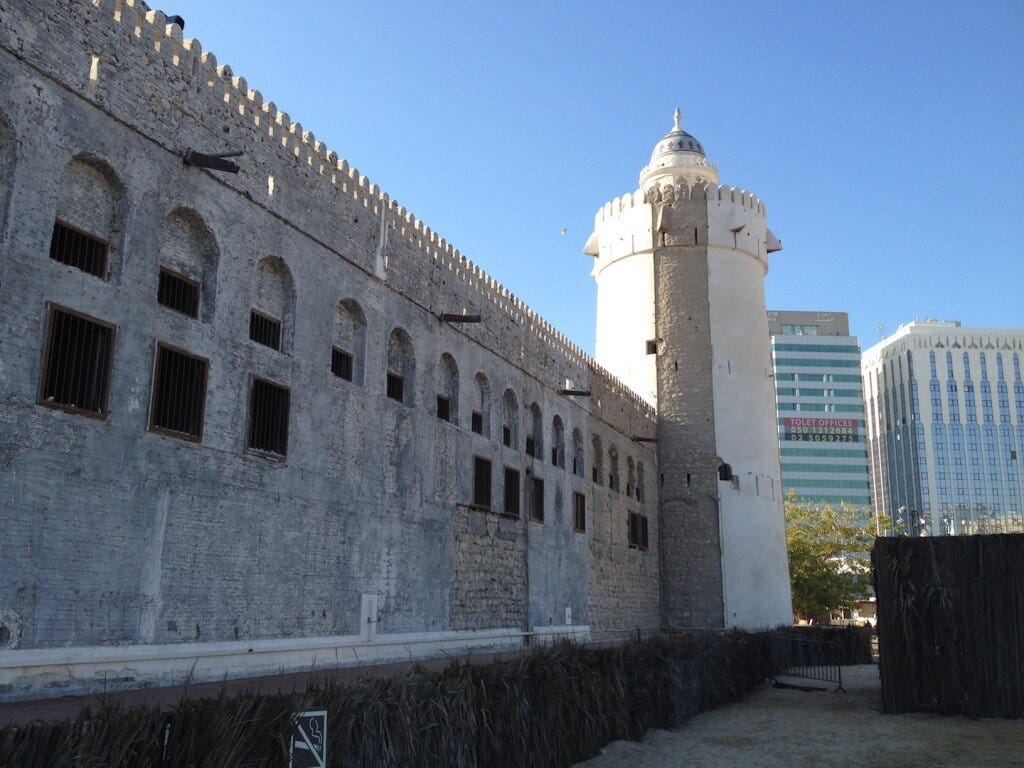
(772, 634), (845, 692)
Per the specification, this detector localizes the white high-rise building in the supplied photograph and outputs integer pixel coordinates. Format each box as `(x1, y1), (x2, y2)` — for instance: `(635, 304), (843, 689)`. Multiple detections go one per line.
(586, 110), (792, 630)
(862, 321), (1024, 535)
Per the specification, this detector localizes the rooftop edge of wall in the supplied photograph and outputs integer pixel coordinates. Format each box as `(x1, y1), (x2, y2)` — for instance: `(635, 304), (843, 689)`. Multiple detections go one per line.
(592, 183), (766, 228)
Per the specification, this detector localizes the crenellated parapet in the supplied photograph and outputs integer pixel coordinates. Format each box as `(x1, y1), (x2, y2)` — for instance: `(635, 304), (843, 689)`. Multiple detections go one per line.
(0, 0), (655, 424)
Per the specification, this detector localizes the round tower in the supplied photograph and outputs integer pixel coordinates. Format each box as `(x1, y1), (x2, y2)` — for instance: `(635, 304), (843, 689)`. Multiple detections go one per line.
(586, 111), (792, 630)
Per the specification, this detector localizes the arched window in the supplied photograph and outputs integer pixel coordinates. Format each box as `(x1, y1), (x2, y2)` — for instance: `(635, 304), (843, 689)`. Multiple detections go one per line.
(526, 402), (543, 458)
(158, 208), (219, 321)
(572, 427), (584, 477)
(591, 434), (604, 485)
(386, 327), (416, 405)
(502, 388), (519, 448)
(627, 456), (636, 498)
(0, 109), (14, 242)
(608, 446), (620, 492)
(551, 415), (565, 468)
(332, 299), (366, 384)
(249, 255), (295, 353)
(50, 154), (125, 280)
(472, 373), (491, 436)
(636, 461), (646, 503)
(436, 352), (459, 423)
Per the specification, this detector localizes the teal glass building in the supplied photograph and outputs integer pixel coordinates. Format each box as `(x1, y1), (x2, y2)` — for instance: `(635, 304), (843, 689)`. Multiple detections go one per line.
(768, 311), (871, 509)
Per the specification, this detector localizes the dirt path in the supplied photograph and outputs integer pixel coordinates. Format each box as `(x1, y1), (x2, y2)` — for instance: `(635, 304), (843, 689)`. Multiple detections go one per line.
(574, 665), (1024, 768)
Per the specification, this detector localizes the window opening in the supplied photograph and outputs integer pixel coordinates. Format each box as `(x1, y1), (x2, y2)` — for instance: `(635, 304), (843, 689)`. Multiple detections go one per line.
(39, 306), (115, 417)
(157, 268), (200, 318)
(436, 394), (451, 421)
(386, 372), (405, 403)
(49, 221), (108, 278)
(530, 476), (544, 522)
(249, 310), (281, 351)
(573, 492), (586, 533)
(504, 467), (520, 516)
(332, 347), (353, 381)
(473, 456), (492, 508)
(149, 344), (208, 440)
(472, 411), (484, 434)
(247, 377), (289, 457)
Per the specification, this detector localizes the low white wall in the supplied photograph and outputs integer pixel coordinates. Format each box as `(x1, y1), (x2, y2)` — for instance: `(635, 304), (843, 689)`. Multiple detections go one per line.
(0, 625), (591, 703)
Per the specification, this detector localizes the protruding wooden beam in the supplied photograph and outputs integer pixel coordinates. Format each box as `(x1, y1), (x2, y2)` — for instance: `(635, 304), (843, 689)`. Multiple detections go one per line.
(438, 313), (482, 323)
(632, 436), (657, 444)
(559, 389), (591, 397)
(182, 148), (242, 173)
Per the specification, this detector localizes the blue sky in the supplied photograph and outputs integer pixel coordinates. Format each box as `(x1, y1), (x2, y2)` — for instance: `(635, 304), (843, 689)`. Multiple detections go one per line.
(169, 0), (1023, 350)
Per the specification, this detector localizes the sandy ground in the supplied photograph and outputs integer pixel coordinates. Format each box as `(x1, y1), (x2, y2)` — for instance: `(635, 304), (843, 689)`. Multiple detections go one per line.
(574, 665), (1024, 768)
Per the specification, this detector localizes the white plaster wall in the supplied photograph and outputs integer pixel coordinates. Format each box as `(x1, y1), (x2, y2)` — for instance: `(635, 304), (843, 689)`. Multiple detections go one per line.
(593, 202), (657, 405)
(706, 200), (792, 629)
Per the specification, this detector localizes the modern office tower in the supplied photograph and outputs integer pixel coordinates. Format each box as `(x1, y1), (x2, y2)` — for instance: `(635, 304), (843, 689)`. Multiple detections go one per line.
(768, 311), (871, 509)
(862, 320), (1024, 535)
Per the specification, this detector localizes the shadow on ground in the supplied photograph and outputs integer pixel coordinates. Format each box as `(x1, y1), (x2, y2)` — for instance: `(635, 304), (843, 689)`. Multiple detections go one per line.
(574, 665), (1024, 768)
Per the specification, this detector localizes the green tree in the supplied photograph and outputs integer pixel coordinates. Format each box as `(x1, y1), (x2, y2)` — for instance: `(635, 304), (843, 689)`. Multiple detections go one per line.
(784, 493), (882, 622)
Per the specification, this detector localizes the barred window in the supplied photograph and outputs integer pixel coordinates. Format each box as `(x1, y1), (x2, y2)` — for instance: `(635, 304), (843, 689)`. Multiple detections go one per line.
(247, 377), (289, 457)
(628, 512), (649, 551)
(157, 268), (200, 318)
(38, 306), (115, 417)
(387, 372), (405, 403)
(504, 467), (520, 516)
(149, 344), (208, 440)
(249, 310), (281, 351)
(525, 436), (537, 458)
(529, 475), (544, 523)
(437, 394), (451, 422)
(472, 411), (484, 434)
(49, 221), (108, 278)
(332, 347), (353, 381)
(473, 456), (492, 509)
(573, 492), (586, 533)
(503, 425), (512, 447)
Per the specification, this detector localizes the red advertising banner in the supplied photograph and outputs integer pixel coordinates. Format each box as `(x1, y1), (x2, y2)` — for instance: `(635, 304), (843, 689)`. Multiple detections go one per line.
(783, 417), (860, 442)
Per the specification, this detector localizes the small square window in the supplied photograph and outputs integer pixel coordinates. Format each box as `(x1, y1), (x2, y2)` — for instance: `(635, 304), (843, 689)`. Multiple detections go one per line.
(473, 456), (492, 509)
(525, 436), (536, 458)
(645, 339), (658, 355)
(436, 395), (451, 421)
(472, 411), (484, 434)
(331, 347), (353, 381)
(247, 377), (290, 458)
(530, 476), (544, 523)
(39, 306), (116, 418)
(249, 310), (281, 351)
(573, 492), (586, 533)
(387, 372), (404, 403)
(157, 268), (200, 318)
(49, 220), (108, 278)
(502, 425), (512, 447)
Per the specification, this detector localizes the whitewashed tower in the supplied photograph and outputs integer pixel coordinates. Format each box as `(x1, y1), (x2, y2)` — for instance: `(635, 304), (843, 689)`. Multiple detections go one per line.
(585, 110), (792, 629)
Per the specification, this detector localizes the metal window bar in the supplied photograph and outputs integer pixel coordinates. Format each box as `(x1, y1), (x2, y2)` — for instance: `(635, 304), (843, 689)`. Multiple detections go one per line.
(150, 345), (208, 439)
(530, 476), (544, 522)
(248, 378), (289, 456)
(473, 457), (491, 508)
(331, 347), (353, 381)
(771, 635), (845, 692)
(49, 221), (109, 278)
(436, 395), (450, 421)
(471, 411), (483, 434)
(249, 310), (281, 351)
(502, 425), (511, 447)
(41, 308), (114, 416)
(157, 269), (200, 318)
(504, 467), (520, 516)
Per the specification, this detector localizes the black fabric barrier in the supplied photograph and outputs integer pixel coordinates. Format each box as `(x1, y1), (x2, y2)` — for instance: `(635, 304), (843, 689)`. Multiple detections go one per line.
(0, 631), (827, 768)
(872, 534), (1024, 718)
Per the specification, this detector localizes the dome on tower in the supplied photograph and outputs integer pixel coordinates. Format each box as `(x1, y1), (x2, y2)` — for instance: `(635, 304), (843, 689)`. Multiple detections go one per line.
(639, 108), (718, 190)
(650, 107), (705, 159)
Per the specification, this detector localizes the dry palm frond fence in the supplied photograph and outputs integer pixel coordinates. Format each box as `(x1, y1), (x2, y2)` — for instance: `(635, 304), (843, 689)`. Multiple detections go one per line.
(873, 533), (1024, 718)
(0, 628), (868, 768)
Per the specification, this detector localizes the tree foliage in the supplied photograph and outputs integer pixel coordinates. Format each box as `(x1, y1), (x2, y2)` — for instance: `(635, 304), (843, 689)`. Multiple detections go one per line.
(784, 493), (881, 621)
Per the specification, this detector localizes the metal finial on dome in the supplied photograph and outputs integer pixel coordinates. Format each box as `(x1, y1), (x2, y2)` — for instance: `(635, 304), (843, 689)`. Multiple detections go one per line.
(673, 107), (681, 131)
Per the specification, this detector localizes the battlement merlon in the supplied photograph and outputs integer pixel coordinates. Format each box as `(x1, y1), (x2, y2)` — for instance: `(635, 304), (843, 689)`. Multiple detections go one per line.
(584, 183), (782, 278)
(0, 0), (655, 423)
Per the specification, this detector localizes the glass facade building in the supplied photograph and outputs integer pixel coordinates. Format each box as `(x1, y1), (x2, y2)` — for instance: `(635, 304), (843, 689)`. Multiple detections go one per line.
(768, 311), (871, 508)
(862, 320), (1024, 535)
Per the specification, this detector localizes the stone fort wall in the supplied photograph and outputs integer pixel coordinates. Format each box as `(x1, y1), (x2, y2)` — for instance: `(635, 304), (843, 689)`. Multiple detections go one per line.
(0, 0), (659, 671)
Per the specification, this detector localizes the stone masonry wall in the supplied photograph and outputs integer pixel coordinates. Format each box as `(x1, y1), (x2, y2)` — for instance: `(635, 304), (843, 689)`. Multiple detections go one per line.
(0, 0), (659, 652)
